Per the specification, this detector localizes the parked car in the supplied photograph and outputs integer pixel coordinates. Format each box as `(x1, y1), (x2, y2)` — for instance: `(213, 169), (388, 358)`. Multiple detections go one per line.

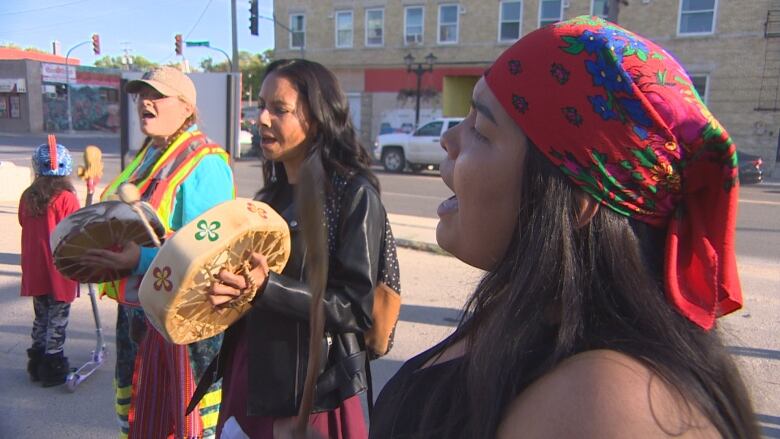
(239, 130), (254, 156)
(738, 152), (764, 184)
(373, 118), (463, 172)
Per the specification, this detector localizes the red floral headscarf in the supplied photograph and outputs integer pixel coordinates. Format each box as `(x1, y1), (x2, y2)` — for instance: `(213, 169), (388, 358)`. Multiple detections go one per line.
(485, 16), (742, 330)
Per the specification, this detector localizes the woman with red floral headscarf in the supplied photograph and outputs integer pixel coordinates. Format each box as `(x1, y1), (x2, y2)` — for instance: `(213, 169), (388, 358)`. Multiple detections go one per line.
(369, 16), (758, 439)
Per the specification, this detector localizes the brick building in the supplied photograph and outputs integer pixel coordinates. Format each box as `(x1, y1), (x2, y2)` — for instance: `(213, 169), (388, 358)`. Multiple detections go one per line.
(272, 0), (780, 175)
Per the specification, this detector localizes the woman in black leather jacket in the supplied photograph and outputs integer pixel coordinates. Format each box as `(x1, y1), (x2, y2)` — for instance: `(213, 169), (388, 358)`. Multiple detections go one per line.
(193, 59), (398, 438)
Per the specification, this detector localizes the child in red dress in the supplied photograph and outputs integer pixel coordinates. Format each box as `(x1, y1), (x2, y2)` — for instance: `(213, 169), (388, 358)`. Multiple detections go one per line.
(18, 135), (80, 387)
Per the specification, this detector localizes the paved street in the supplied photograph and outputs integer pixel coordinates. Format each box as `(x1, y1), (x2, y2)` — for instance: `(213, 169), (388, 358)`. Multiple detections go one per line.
(0, 133), (778, 437)
(0, 133), (455, 217)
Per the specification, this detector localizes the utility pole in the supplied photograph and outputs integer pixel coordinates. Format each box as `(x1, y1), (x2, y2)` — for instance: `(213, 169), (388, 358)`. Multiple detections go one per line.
(120, 42), (133, 71)
(229, 0), (240, 159)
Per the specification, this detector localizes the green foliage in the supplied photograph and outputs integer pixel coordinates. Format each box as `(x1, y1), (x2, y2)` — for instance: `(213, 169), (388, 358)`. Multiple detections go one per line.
(94, 55), (158, 70)
(0, 43), (47, 54)
(199, 49), (273, 101)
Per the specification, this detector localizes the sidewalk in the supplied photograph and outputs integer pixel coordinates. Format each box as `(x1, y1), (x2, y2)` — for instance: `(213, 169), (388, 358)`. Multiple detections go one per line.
(0, 131), (119, 139)
(0, 179), (778, 438)
(0, 192), (475, 439)
(387, 213), (444, 254)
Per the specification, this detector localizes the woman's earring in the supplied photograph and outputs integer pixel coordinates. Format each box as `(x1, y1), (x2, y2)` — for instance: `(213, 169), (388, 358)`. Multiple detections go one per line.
(270, 161), (277, 183)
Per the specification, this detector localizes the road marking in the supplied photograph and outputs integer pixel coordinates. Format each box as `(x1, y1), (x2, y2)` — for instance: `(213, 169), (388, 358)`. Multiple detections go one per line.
(740, 199), (780, 206)
(384, 191), (446, 201)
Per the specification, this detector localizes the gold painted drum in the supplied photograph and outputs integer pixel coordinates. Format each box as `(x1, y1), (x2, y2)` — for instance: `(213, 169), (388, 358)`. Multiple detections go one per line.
(51, 200), (166, 283)
(139, 198), (291, 345)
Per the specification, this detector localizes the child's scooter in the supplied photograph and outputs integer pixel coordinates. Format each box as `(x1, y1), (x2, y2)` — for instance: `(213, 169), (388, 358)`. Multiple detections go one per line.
(66, 146), (107, 392)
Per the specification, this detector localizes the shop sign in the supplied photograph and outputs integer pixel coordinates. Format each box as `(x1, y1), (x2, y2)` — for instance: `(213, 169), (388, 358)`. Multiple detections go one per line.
(41, 63), (76, 83)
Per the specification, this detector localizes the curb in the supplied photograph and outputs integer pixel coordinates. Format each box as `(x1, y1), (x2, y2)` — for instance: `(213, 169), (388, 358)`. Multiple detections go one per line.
(0, 131), (119, 139)
(395, 238), (450, 256)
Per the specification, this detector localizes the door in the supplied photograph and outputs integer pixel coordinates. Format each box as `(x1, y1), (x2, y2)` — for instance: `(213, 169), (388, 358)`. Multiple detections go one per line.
(346, 93), (361, 135)
(408, 120), (444, 164)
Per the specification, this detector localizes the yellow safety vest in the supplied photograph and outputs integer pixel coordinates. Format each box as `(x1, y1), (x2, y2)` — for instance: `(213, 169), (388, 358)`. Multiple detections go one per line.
(99, 130), (232, 304)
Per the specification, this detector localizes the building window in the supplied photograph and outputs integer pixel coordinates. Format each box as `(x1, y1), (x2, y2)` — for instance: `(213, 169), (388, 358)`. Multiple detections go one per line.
(366, 8), (384, 47)
(335, 10), (353, 48)
(539, 0), (563, 27)
(438, 4), (459, 44)
(689, 74), (709, 103)
(405, 6), (424, 46)
(499, 1), (522, 42)
(0, 96), (8, 118)
(591, 0), (609, 19)
(290, 14), (305, 49)
(678, 0), (717, 35)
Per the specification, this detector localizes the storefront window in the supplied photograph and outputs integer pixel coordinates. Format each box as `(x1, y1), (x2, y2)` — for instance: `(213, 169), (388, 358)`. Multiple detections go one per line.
(9, 95), (21, 118)
(0, 96), (8, 118)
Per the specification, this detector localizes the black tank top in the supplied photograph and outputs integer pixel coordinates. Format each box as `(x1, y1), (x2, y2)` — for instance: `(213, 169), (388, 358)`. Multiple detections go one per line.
(369, 329), (467, 439)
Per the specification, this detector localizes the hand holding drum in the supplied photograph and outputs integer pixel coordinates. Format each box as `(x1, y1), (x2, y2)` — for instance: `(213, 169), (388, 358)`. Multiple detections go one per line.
(138, 198), (291, 345)
(117, 183), (161, 248)
(51, 195), (166, 283)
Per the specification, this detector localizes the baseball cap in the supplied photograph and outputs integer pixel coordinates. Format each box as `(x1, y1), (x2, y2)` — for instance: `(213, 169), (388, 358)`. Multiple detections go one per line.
(126, 66), (197, 106)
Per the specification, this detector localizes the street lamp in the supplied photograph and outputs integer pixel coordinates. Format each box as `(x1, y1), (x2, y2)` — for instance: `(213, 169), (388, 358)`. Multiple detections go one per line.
(65, 39), (94, 133)
(404, 52), (437, 128)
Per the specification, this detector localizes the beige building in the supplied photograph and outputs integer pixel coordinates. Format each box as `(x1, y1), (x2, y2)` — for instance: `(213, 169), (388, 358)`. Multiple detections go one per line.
(273, 0), (780, 175)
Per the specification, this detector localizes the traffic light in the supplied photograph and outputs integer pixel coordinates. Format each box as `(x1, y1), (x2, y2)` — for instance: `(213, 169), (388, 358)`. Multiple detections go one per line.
(249, 0), (259, 36)
(91, 34), (100, 55)
(175, 34), (183, 55)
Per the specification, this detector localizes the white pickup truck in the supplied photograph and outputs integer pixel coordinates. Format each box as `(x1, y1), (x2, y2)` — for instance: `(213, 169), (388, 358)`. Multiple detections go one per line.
(372, 117), (463, 172)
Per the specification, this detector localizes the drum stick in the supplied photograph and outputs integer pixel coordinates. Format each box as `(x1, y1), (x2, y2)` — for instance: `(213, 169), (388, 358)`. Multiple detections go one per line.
(117, 183), (162, 248)
(78, 145), (103, 207)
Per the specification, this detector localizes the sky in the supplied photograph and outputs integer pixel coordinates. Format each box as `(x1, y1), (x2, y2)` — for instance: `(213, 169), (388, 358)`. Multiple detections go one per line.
(0, 0), (275, 67)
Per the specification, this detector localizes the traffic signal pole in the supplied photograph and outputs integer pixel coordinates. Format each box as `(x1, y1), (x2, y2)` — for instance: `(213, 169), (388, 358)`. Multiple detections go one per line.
(229, 0), (240, 159)
(65, 36), (99, 133)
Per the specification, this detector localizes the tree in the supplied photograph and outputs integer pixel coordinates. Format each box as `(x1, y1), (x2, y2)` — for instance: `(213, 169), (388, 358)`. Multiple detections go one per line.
(199, 49), (273, 103)
(199, 56), (230, 72)
(241, 49), (273, 103)
(0, 43), (48, 54)
(95, 55), (158, 70)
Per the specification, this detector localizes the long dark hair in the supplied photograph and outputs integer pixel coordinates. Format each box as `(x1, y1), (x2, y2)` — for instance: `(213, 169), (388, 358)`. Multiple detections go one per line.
(419, 146), (758, 438)
(22, 176), (76, 217)
(258, 59), (378, 193)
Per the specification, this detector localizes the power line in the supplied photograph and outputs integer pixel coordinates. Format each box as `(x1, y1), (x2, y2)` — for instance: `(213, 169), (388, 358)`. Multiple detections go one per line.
(184, 0), (215, 40)
(0, 0), (189, 39)
(0, 0), (90, 16)
(0, 10), (117, 37)
(158, 0), (214, 65)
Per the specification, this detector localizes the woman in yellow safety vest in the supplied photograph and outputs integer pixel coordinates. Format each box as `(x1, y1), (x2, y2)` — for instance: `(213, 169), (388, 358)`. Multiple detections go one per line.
(81, 66), (234, 439)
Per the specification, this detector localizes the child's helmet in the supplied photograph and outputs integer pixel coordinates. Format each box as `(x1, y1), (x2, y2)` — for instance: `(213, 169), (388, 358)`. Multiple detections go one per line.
(32, 134), (73, 177)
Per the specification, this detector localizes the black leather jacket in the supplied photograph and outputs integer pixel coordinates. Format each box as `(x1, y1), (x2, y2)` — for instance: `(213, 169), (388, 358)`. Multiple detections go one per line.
(190, 172), (386, 417)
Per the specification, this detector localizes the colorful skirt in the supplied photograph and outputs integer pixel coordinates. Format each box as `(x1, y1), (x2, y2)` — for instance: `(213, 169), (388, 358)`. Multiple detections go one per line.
(115, 304), (223, 439)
